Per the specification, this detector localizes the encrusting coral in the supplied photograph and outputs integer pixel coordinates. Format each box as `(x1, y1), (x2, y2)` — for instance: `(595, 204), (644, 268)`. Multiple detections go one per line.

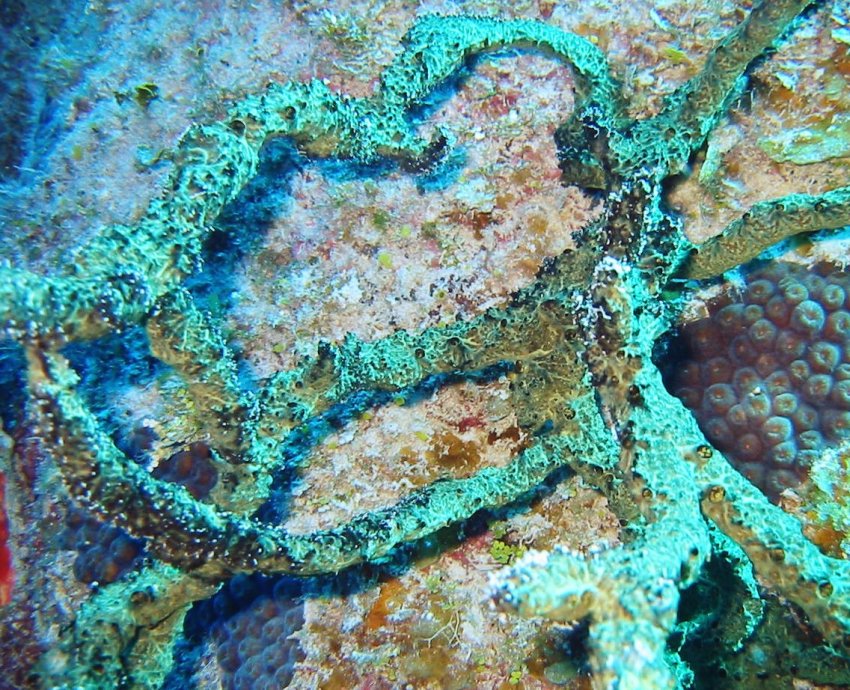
(673, 262), (850, 500)
(1, 1), (850, 688)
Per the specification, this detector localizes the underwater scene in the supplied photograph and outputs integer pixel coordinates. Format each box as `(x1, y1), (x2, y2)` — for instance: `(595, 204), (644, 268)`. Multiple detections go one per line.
(1, 0), (850, 688)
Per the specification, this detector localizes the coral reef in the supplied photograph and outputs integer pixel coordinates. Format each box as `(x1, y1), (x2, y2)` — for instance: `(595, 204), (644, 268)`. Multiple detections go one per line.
(1, 1), (850, 689)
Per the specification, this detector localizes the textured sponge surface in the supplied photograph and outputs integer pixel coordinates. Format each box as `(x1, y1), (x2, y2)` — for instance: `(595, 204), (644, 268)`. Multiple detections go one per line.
(672, 262), (850, 498)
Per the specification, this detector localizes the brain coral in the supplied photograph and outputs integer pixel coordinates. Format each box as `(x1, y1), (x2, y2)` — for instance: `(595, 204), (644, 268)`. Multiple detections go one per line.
(671, 261), (850, 499)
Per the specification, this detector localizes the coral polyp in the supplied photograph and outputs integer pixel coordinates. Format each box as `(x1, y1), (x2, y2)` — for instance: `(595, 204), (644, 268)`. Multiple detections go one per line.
(673, 262), (850, 499)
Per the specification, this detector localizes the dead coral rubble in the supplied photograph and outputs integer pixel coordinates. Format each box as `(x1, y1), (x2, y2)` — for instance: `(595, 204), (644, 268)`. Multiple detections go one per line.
(1, 1), (850, 689)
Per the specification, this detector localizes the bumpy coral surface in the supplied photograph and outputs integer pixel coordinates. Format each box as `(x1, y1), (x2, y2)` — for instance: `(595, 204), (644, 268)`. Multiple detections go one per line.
(207, 585), (304, 690)
(152, 442), (219, 501)
(58, 506), (144, 585)
(673, 262), (850, 498)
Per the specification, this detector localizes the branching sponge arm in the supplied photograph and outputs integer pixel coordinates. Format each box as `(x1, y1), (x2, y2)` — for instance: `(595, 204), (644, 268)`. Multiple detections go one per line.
(682, 185), (850, 280)
(649, 0), (815, 174)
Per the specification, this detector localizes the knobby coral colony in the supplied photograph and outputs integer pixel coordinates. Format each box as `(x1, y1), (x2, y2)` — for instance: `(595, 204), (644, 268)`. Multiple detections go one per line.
(1, 1), (850, 688)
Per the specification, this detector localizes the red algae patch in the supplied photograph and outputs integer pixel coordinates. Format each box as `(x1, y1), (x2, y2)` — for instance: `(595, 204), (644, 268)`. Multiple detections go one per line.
(0, 472), (12, 606)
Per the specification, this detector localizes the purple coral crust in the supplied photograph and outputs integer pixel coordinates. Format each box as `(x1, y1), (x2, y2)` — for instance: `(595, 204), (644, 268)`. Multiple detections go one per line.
(674, 262), (850, 499)
(151, 441), (218, 500)
(211, 584), (305, 690)
(58, 506), (143, 585)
